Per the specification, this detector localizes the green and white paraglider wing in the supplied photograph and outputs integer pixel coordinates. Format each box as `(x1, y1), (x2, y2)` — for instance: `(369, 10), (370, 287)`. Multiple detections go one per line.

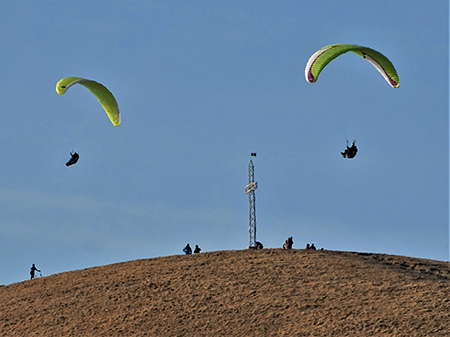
(305, 44), (399, 88)
(56, 77), (121, 126)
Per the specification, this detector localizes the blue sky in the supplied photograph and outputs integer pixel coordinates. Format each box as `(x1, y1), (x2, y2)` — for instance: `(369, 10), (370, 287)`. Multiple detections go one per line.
(0, 1), (448, 285)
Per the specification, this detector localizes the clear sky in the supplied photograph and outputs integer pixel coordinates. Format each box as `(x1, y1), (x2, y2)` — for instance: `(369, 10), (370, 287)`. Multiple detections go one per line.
(0, 1), (448, 285)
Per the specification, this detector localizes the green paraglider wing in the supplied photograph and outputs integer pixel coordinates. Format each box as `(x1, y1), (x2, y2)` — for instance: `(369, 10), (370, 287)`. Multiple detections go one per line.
(56, 77), (121, 126)
(305, 44), (399, 88)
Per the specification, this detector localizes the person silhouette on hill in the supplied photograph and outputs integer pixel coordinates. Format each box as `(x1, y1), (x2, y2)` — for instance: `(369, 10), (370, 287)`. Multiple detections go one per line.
(283, 237), (293, 249)
(194, 245), (201, 253)
(183, 243), (192, 255)
(30, 264), (41, 279)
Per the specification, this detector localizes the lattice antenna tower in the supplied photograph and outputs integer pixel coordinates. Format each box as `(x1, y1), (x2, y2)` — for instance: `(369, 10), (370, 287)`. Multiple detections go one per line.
(245, 153), (258, 248)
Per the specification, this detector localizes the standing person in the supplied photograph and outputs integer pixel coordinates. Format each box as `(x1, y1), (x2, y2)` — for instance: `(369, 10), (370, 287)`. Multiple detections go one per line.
(30, 264), (41, 279)
(194, 245), (201, 253)
(183, 243), (192, 255)
(283, 237), (294, 249)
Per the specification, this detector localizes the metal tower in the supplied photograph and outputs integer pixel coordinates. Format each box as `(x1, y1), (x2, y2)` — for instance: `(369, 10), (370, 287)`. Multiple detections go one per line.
(245, 153), (258, 248)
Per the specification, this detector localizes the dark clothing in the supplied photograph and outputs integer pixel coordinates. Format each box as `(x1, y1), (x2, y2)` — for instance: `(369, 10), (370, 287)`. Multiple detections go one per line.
(66, 152), (79, 166)
(194, 245), (201, 253)
(30, 264), (40, 279)
(183, 244), (192, 255)
(341, 144), (358, 159)
(283, 237), (293, 249)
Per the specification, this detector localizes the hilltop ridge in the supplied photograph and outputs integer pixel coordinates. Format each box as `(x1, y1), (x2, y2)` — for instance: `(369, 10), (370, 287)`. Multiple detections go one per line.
(1, 249), (449, 336)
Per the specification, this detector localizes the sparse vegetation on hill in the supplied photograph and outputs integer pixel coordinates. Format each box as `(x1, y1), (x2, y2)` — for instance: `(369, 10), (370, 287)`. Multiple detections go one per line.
(1, 249), (449, 336)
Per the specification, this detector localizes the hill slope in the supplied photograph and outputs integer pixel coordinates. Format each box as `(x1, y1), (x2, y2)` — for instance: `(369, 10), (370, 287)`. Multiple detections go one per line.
(1, 249), (449, 336)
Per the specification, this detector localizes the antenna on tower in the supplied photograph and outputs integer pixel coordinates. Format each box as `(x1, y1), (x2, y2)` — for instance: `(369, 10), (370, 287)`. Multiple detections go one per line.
(245, 153), (262, 249)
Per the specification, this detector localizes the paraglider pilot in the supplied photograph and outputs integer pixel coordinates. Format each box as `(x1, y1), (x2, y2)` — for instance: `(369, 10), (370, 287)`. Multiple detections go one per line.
(341, 141), (358, 159)
(66, 151), (79, 166)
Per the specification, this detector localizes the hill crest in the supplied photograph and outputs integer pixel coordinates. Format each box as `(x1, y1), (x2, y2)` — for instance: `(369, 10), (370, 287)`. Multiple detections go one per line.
(1, 249), (449, 336)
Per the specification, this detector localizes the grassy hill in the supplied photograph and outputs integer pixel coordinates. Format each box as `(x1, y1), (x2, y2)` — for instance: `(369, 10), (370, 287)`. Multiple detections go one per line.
(1, 249), (449, 336)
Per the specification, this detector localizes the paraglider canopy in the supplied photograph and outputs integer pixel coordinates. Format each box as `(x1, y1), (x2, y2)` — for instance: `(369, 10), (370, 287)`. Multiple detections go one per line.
(305, 44), (399, 88)
(56, 77), (121, 126)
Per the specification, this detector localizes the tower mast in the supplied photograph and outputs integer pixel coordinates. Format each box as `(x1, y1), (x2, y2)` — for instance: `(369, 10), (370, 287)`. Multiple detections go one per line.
(245, 153), (258, 248)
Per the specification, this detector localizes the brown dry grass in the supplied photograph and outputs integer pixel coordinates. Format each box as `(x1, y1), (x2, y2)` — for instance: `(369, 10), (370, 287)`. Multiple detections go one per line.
(1, 249), (449, 336)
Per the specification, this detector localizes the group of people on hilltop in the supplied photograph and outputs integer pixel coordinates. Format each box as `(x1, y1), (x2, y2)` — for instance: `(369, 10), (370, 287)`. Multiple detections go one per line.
(183, 243), (201, 255)
(27, 243), (202, 282)
(282, 237), (318, 251)
(28, 244), (203, 282)
(29, 239), (319, 281)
